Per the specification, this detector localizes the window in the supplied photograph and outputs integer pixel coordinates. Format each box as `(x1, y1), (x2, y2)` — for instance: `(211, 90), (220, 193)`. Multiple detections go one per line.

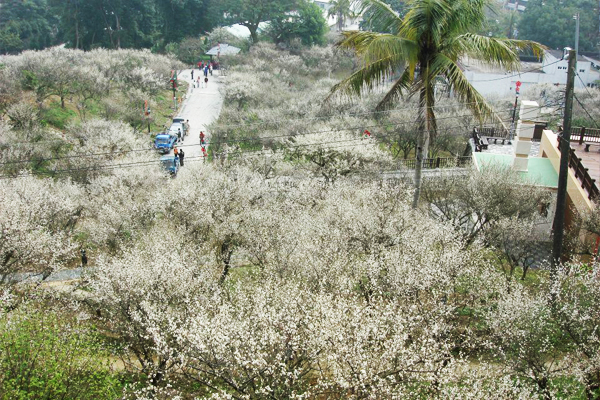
(579, 69), (585, 72)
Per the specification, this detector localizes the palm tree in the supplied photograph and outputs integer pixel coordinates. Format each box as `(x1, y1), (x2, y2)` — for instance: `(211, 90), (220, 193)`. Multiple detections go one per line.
(327, 0), (359, 32)
(328, 0), (545, 208)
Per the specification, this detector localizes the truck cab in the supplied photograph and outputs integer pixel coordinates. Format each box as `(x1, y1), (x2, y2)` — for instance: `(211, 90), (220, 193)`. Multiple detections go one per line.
(160, 155), (180, 176)
(154, 133), (177, 154)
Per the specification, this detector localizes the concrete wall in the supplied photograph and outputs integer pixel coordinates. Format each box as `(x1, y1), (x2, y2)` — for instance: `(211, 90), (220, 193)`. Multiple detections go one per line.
(465, 52), (600, 97)
(539, 129), (594, 212)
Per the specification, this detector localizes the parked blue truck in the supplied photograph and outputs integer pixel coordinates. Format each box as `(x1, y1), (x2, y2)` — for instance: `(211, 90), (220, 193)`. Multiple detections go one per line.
(154, 133), (177, 154)
(160, 155), (180, 176)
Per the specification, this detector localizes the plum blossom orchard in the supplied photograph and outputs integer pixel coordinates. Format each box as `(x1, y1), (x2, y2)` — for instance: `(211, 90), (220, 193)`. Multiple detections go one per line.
(0, 42), (598, 399)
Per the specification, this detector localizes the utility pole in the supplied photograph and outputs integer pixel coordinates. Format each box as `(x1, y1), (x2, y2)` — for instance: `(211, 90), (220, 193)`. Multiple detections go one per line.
(551, 49), (577, 276)
(170, 70), (177, 110)
(509, 81), (521, 143)
(574, 13), (580, 59)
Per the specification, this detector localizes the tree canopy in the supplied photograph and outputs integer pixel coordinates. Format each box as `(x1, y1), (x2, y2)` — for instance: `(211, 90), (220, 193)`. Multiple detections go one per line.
(1, 0), (222, 52)
(0, 0), (57, 54)
(517, 0), (599, 52)
(266, 1), (328, 46)
(221, 0), (299, 43)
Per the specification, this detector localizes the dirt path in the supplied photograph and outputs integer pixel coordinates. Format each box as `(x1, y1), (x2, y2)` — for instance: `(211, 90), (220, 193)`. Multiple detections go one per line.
(175, 69), (224, 163)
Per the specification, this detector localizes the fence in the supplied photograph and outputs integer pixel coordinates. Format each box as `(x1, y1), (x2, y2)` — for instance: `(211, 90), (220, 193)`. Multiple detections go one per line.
(565, 126), (600, 145)
(398, 156), (472, 169)
(473, 125), (511, 139)
(557, 135), (600, 200)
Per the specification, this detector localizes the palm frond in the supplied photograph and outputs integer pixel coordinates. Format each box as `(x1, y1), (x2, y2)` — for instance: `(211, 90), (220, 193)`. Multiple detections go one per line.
(376, 69), (414, 111)
(454, 33), (547, 70)
(326, 55), (399, 102)
(431, 53), (499, 124)
(360, 0), (404, 34)
(446, 0), (488, 34)
(401, 0), (452, 44)
(338, 31), (415, 60)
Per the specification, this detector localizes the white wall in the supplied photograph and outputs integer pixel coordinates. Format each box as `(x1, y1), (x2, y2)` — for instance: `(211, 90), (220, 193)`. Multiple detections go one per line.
(465, 54), (600, 97)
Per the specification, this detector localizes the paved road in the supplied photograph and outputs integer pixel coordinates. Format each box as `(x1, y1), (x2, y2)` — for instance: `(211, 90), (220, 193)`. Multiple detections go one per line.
(175, 69), (224, 161)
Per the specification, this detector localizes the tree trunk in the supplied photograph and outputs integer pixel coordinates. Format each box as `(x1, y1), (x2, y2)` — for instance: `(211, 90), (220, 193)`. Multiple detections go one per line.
(412, 127), (429, 208)
(412, 78), (435, 208)
(115, 13), (121, 49)
(75, 19), (80, 49)
(219, 240), (234, 284)
(248, 25), (259, 43)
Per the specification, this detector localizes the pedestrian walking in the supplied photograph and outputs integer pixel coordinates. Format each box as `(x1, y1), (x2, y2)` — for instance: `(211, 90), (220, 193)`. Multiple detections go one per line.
(204, 77), (208, 87)
(177, 128), (182, 143)
(209, 63), (213, 76)
(185, 119), (190, 136)
(202, 146), (207, 162)
(173, 146), (178, 157)
(200, 131), (205, 144)
(191, 70), (194, 80)
(178, 149), (185, 166)
(204, 65), (208, 77)
(80, 248), (87, 268)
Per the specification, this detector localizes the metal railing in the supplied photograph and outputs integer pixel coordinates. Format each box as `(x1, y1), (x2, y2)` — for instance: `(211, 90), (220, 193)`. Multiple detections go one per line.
(557, 135), (599, 200)
(398, 156), (472, 169)
(565, 126), (600, 146)
(474, 125), (511, 139)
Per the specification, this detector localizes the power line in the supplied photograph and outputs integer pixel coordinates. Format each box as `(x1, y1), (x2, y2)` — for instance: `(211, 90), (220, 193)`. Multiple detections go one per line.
(573, 94), (600, 129)
(0, 102), (553, 167)
(0, 113), (544, 180)
(470, 59), (562, 83)
(208, 100), (506, 130)
(0, 101), (559, 178)
(4, 100), (522, 150)
(0, 112), (518, 166)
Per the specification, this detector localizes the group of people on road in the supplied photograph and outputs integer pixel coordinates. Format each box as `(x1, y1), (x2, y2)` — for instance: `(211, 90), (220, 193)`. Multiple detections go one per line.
(173, 146), (185, 167)
(169, 129), (208, 168)
(175, 120), (191, 144)
(192, 62), (212, 88)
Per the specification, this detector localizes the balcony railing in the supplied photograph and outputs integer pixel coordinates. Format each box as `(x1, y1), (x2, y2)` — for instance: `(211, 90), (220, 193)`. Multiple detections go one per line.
(557, 134), (599, 200)
(564, 126), (600, 149)
(398, 156), (472, 169)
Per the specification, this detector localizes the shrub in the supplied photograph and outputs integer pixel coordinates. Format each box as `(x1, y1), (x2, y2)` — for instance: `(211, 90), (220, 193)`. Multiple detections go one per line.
(0, 309), (122, 399)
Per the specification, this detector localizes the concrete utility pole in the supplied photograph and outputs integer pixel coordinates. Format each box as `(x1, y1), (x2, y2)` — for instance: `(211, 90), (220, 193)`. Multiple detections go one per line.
(574, 13), (580, 65)
(574, 13), (580, 56)
(551, 49), (577, 276)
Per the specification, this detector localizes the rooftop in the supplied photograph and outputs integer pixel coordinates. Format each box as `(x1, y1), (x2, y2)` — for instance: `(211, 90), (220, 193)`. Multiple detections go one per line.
(206, 43), (241, 56)
(546, 49), (588, 62)
(460, 56), (543, 74)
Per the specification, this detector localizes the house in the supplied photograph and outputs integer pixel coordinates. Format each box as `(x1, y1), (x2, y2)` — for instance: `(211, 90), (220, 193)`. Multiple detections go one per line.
(543, 49), (600, 88)
(504, 0), (528, 12)
(463, 48), (600, 97)
(472, 100), (599, 261)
